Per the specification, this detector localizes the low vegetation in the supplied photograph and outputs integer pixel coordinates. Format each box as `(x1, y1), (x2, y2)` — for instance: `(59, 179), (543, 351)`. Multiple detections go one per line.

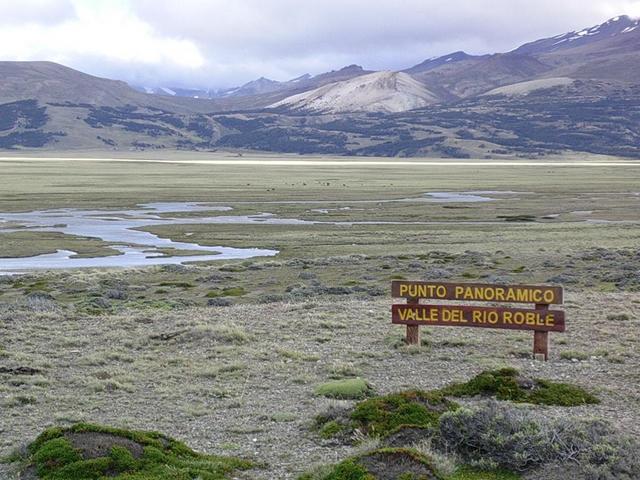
(314, 369), (597, 443)
(438, 401), (640, 477)
(1, 158), (639, 479)
(305, 398), (639, 480)
(11, 423), (252, 480)
(437, 368), (599, 406)
(315, 378), (373, 400)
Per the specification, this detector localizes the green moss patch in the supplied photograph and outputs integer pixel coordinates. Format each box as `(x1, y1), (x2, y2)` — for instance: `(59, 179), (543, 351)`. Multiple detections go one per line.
(315, 378), (373, 400)
(299, 448), (440, 480)
(438, 368), (599, 406)
(351, 391), (458, 437)
(17, 423), (252, 479)
(448, 467), (520, 480)
(314, 391), (457, 440)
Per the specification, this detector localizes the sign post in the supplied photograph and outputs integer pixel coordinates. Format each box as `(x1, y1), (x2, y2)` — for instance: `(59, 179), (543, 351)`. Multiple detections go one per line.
(391, 281), (564, 360)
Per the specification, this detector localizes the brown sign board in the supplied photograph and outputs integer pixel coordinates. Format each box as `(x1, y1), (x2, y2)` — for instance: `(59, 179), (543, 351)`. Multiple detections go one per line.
(392, 281), (563, 305)
(392, 304), (565, 332)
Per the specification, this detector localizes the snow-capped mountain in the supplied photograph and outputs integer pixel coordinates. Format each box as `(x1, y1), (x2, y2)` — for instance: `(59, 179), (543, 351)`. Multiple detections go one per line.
(270, 71), (439, 113)
(513, 15), (640, 55)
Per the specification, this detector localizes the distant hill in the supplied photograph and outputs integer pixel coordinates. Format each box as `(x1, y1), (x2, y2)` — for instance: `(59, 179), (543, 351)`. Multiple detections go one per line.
(0, 15), (639, 157)
(270, 71), (439, 113)
(0, 62), (210, 112)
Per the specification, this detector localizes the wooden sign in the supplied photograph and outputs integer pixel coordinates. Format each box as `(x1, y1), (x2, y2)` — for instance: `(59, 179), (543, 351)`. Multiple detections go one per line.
(392, 281), (563, 305)
(391, 280), (564, 361)
(392, 304), (565, 332)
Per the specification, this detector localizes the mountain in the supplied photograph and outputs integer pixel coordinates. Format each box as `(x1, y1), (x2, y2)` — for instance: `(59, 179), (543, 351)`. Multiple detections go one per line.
(221, 77), (285, 97)
(134, 65), (371, 103)
(0, 61), (221, 114)
(404, 51), (479, 74)
(412, 53), (552, 99)
(1, 15), (639, 157)
(270, 71), (439, 113)
(134, 86), (215, 99)
(513, 15), (640, 55)
(0, 61), (156, 107)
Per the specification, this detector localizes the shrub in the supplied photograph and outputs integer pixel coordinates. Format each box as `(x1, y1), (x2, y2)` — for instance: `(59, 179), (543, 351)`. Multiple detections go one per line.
(14, 422), (253, 479)
(559, 351), (590, 361)
(298, 448), (437, 480)
(206, 287), (247, 298)
(315, 378), (373, 400)
(438, 401), (640, 477)
(207, 297), (233, 307)
(439, 368), (598, 406)
(351, 391), (458, 438)
(438, 403), (552, 472)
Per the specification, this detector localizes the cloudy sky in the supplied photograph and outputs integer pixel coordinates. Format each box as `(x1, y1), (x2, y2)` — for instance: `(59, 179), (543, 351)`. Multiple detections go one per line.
(1, 0), (639, 89)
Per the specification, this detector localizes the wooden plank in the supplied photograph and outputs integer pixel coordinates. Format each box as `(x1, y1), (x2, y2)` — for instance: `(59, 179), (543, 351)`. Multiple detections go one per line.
(391, 281), (563, 304)
(392, 303), (565, 332)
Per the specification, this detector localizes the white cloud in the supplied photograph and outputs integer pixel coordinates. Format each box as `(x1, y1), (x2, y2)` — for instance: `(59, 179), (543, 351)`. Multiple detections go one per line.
(0, 1), (204, 74)
(0, 0), (75, 25)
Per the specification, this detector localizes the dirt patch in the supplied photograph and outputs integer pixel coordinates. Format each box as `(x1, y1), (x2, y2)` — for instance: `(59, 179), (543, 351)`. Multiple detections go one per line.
(358, 450), (437, 480)
(65, 432), (144, 459)
(383, 426), (433, 448)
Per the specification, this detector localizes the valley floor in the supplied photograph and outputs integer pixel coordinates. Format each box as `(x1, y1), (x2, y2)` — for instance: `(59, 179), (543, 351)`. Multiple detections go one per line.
(0, 154), (639, 478)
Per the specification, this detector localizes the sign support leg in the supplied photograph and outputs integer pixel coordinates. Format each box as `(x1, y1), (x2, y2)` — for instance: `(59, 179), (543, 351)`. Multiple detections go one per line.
(533, 331), (549, 361)
(533, 303), (550, 361)
(406, 297), (421, 346)
(406, 325), (421, 346)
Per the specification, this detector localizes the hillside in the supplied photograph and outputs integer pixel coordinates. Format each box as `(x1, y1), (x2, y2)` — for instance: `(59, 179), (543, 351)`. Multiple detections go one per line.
(270, 71), (439, 113)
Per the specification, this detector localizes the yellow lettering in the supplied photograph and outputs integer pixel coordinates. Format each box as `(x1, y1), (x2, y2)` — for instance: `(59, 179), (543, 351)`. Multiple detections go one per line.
(525, 312), (536, 325)
(543, 290), (555, 303)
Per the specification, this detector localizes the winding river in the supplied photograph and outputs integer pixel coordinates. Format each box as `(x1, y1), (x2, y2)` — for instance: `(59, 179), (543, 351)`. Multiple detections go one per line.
(0, 192), (508, 274)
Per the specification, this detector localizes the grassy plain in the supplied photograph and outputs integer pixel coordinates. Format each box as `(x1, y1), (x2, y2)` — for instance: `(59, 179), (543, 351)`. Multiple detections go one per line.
(0, 154), (639, 479)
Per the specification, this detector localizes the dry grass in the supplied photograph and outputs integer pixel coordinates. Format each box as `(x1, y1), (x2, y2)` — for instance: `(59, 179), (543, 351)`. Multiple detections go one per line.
(1, 291), (638, 479)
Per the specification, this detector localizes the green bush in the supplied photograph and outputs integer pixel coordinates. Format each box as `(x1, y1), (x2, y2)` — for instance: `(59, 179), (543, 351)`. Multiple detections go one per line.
(350, 391), (458, 437)
(439, 368), (598, 406)
(15, 423), (252, 479)
(298, 448), (437, 480)
(315, 378), (373, 400)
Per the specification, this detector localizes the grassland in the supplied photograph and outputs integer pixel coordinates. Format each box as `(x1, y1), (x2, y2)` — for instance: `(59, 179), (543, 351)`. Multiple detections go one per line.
(0, 231), (121, 259)
(0, 154), (639, 479)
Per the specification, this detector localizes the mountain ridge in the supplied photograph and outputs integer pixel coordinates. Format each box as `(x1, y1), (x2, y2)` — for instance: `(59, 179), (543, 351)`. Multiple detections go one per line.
(1, 15), (639, 157)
